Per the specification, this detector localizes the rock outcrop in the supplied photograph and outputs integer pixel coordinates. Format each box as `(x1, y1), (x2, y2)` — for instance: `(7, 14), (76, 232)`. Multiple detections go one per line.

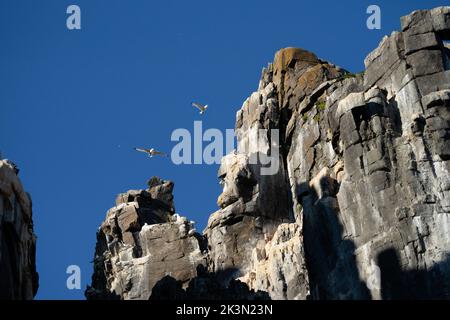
(0, 159), (38, 299)
(88, 7), (450, 300)
(86, 177), (207, 300)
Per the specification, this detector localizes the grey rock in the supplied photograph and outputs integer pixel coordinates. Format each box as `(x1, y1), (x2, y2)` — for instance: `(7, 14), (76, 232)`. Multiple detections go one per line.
(400, 10), (434, 35)
(431, 6), (450, 36)
(404, 31), (439, 55)
(88, 6), (450, 300)
(422, 89), (450, 108)
(415, 71), (450, 97)
(406, 49), (445, 77)
(86, 178), (206, 300)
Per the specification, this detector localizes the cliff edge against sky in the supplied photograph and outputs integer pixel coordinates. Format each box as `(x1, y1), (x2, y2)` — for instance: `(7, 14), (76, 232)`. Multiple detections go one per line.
(85, 6), (450, 300)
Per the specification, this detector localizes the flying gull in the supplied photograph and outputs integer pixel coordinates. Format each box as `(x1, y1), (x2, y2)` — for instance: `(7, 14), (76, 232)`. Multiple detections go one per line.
(134, 147), (166, 158)
(192, 102), (208, 114)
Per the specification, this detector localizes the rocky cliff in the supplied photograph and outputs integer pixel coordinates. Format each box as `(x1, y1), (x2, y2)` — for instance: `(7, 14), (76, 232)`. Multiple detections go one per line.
(87, 7), (450, 300)
(0, 159), (38, 299)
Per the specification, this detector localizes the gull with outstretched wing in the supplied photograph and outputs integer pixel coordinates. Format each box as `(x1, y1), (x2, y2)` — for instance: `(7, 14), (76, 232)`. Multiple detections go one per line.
(134, 147), (166, 158)
(192, 102), (208, 114)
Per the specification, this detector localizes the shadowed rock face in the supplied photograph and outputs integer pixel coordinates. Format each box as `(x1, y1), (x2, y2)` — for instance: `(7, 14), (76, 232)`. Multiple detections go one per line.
(149, 266), (270, 300)
(88, 7), (450, 300)
(0, 160), (38, 300)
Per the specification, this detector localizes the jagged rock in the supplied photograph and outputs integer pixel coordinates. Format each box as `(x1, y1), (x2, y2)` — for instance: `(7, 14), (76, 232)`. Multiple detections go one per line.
(86, 177), (207, 300)
(88, 7), (450, 300)
(0, 159), (38, 299)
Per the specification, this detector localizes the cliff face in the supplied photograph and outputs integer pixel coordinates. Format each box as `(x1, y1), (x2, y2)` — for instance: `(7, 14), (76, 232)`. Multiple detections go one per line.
(86, 177), (268, 300)
(0, 160), (38, 299)
(286, 7), (450, 299)
(87, 7), (450, 300)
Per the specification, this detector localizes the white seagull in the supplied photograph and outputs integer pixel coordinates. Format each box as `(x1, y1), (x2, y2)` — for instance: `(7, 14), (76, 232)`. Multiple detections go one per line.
(134, 147), (166, 158)
(192, 102), (208, 114)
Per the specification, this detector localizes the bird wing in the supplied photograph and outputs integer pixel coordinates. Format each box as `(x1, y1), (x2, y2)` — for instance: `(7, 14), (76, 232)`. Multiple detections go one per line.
(192, 102), (204, 111)
(153, 150), (166, 156)
(134, 147), (150, 154)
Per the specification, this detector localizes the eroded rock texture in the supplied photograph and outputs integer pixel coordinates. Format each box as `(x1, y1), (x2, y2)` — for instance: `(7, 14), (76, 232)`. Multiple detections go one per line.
(88, 7), (450, 300)
(293, 7), (450, 299)
(86, 177), (207, 299)
(0, 159), (38, 299)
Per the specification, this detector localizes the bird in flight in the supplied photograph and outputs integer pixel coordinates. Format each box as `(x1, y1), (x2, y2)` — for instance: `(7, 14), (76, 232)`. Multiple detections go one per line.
(134, 147), (166, 157)
(192, 102), (208, 114)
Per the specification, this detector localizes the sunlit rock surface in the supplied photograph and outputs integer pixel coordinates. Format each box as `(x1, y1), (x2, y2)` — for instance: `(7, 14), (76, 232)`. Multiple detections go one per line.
(88, 7), (450, 300)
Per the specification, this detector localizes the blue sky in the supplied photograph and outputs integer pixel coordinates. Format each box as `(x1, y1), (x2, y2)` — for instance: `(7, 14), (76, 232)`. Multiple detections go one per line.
(0, 0), (447, 300)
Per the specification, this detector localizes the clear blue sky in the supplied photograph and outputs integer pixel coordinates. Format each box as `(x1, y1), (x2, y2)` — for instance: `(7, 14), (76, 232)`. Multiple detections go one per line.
(1, 0), (446, 300)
